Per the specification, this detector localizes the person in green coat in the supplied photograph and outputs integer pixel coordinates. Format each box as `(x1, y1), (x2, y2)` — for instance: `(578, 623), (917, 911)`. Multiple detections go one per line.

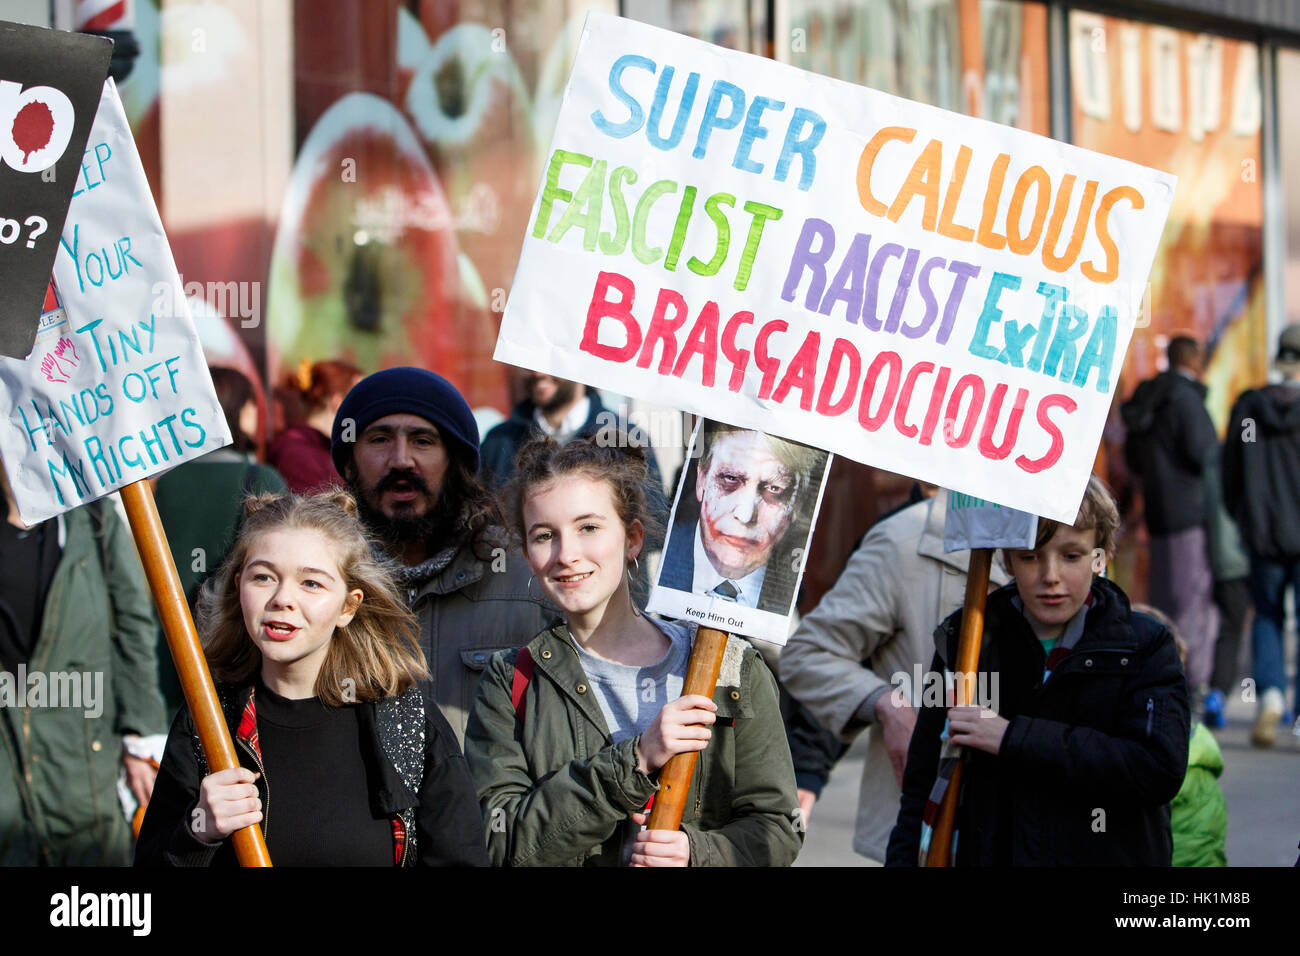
(1, 462), (167, 866)
(464, 435), (802, 867)
(1172, 722), (1228, 866)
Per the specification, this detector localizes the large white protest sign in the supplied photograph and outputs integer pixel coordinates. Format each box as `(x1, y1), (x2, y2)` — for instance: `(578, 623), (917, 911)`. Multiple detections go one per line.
(0, 80), (229, 525)
(942, 489), (1038, 553)
(496, 13), (1176, 523)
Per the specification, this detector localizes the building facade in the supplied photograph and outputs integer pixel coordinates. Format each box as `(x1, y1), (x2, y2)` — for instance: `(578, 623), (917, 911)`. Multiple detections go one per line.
(12, 0), (1300, 600)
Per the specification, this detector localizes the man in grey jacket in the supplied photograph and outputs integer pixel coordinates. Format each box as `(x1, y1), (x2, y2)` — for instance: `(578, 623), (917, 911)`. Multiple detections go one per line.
(331, 367), (553, 746)
(779, 491), (1008, 862)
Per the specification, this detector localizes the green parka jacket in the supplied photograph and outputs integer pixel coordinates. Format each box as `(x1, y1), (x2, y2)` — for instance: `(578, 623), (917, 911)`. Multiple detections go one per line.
(464, 622), (803, 867)
(1171, 722), (1227, 867)
(0, 503), (167, 865)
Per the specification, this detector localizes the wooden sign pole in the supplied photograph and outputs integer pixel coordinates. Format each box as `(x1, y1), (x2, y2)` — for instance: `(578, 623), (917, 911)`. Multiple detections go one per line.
(924, 546), (992, 867)
(119, 479), (272, 867)
(646, 626), (731, 831)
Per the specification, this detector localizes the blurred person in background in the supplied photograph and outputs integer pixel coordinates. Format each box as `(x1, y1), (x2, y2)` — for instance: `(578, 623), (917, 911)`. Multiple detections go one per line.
(1223, 324), (1300, 747)
(269, 359), (360, 494)
(1121, 335), (1219, 717)
(1202, 447), (1250, 729)
(154, 366), (287, 714)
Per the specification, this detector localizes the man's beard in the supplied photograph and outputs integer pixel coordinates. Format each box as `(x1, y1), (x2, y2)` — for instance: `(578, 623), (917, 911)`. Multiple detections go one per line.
(348, 468), (457, 560)
(533, 377), (578, 414)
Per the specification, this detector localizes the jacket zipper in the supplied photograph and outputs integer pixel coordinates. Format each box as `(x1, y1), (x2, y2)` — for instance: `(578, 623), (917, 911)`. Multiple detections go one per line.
(236, 736), (270, 840)
(1145, 698), (1154, 736)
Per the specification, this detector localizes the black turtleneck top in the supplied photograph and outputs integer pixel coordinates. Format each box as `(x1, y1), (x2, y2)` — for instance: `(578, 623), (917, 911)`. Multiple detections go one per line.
(253, 680), (394, 866)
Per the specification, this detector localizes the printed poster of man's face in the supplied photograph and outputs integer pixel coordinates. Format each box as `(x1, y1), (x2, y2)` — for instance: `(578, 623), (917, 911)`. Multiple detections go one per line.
(648, 419), (832, 644)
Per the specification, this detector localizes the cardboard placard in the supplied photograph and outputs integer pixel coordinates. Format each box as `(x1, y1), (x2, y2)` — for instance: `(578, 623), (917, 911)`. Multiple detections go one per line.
(942, 489), (1038, 552)
(0, 81), (230, 525)
(496, 13), (1176, 523)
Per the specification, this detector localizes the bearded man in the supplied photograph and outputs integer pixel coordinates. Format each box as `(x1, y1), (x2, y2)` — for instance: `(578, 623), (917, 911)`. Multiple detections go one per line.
(331, 367), (553, 745)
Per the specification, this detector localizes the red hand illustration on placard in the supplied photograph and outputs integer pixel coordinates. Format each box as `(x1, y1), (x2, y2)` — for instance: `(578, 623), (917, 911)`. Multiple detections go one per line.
(39, 337), (80, 383)
(53, 336), (78, 364)
(40, 354), (67, 383)
(12, 100), (55, 163)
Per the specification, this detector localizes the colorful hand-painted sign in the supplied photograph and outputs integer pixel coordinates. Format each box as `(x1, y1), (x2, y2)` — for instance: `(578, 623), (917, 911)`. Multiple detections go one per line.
(496, 13), (1176, 523)
(0, 81), (230, 525)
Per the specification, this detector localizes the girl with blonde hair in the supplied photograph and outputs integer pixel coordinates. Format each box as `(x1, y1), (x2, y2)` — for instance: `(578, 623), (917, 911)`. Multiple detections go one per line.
(136, 490), (487, 866)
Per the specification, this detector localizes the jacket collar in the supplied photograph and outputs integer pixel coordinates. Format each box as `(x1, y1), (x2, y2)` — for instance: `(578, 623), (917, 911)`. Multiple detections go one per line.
(528, 625), (617, 740)
(526, 621), (748, 733)
(934, 577), (1140, 669)
(410, 542), (487, 600)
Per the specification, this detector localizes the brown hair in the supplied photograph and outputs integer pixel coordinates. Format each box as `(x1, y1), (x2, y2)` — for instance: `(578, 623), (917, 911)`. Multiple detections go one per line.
(198, 490), (427, 705)
(1005, 474), (1121, 566)
(1166, 335), (1202, 370)
(506, 434), (661, 561)
(295, 360), (361, 415)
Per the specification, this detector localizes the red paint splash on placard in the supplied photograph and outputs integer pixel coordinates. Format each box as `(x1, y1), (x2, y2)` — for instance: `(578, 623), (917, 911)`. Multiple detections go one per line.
(12, 100), (55, 163)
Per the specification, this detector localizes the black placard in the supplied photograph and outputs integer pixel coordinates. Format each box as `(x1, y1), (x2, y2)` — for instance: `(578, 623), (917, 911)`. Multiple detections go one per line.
(0, 21), (111, 359)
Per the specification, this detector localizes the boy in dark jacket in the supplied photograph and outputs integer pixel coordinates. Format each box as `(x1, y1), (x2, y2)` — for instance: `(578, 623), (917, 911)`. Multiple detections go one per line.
(886, 476), (1190, 866)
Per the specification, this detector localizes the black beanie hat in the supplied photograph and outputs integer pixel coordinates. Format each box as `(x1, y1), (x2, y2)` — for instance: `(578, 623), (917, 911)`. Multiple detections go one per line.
(331, 367), (480, 475)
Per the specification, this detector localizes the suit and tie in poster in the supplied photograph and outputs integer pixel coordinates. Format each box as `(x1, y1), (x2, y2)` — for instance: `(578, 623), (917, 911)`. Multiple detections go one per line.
(651, 418), (831, 642)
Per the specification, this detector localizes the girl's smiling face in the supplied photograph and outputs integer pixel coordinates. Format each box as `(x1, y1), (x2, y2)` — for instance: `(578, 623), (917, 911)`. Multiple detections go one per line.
(238, 527), (363, 692)
(522, 475), (642, 625)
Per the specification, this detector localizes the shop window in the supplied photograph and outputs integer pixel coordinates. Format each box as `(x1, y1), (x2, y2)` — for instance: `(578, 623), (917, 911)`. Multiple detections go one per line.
(1280, 48), (1300, 326)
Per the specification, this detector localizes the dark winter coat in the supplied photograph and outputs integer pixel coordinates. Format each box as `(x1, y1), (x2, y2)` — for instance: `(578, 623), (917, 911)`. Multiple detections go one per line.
(886, 578), (1190, 867)
(1121, 371), (1219, 534)
(1222, 383), (1300, 561)
(134, 683), (488, 867)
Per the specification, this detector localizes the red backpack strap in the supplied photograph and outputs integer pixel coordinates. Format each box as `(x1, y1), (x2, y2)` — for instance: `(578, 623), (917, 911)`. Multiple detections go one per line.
(511, 646), (535, 725)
